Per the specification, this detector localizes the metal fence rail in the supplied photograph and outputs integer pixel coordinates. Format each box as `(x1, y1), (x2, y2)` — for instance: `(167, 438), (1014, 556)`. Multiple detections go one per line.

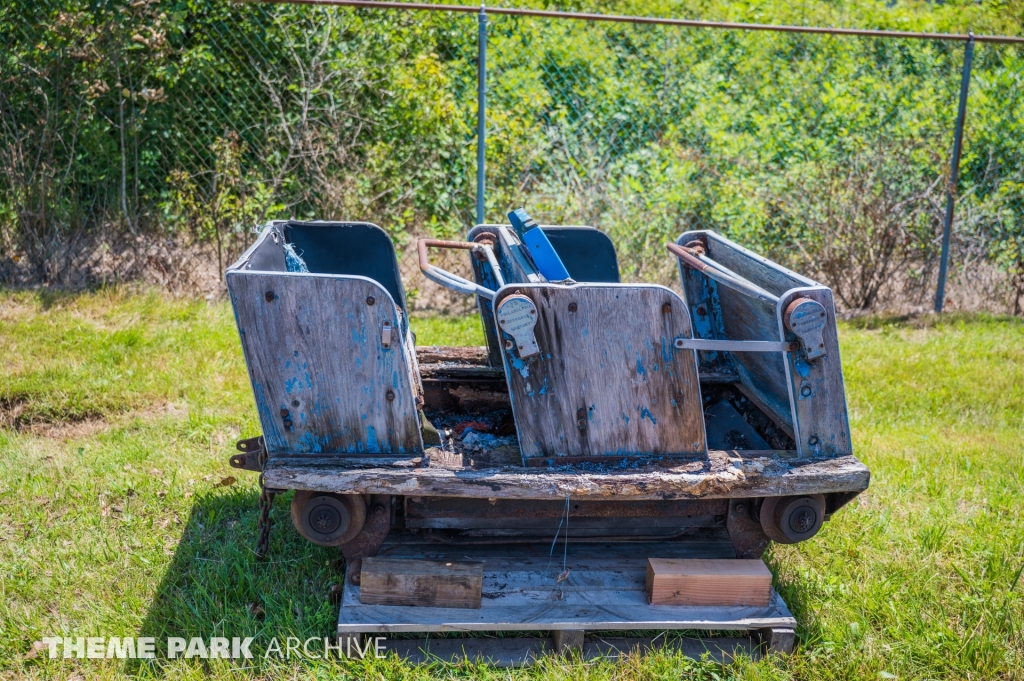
(1, 0), (1022, 314)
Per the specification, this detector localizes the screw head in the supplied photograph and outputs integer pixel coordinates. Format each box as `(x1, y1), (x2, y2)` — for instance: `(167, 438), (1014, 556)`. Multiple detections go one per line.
(366, 296), (375, 306)
(386, 390), (395, 402)
(504, 339), (513, 350)
(808, 435), (820, 446)
(568, 302), (578, 313)
(577, 418), (587, 430)
(800, 385), (812, 397)
(280, 408), (289, 418)
(735, 503), (746, 513)
(662, 302), (672, 314)
(283, 419), (293, 428)
(291, 399), (300, 408)
(265, 291), (275, 302)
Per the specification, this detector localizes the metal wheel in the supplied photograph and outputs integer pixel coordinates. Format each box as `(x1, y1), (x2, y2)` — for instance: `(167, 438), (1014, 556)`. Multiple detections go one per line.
(760, 494), (825, 544)
(290, 491), (366, 546)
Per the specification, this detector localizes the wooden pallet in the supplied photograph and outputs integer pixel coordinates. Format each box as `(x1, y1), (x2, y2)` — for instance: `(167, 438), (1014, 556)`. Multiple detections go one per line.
(338, 534), (797, 666)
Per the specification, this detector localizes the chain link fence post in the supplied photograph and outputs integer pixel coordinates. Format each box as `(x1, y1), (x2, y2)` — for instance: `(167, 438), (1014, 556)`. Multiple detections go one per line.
(935, 34), (975, 313)
(476, 5), (487, 227)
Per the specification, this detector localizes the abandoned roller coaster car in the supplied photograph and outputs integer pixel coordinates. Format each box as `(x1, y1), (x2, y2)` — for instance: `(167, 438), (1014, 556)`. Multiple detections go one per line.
(225, 213), (869, 659)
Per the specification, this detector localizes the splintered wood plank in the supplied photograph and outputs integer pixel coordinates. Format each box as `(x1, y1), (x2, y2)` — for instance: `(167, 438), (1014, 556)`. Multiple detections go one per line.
(359, 558), (483, 609)
(227, 271), (422, 456)
(265, 450), (871, 501)
(494, 284), (706, 462)
(646, 558), (772, 606)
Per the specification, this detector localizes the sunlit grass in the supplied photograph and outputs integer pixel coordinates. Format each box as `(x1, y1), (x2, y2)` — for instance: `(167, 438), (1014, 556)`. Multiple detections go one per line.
(1, 289), (1022, 679)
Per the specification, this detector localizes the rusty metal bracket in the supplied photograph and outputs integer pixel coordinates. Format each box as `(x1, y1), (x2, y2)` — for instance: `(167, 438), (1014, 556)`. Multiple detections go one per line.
(667, 242), (779, 304)
(339, 495), (393, 585)
(230, 436), (265, 472)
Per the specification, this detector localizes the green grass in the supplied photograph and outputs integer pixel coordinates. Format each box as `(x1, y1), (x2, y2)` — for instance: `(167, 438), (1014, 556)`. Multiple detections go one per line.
(1, 289), (1023, 680)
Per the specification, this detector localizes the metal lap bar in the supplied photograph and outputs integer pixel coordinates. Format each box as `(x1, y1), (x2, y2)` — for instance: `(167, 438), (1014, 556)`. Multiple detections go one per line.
(674, 338), (797, 353)
(418, 238), (501, 298)
(666, 242), (779, 304)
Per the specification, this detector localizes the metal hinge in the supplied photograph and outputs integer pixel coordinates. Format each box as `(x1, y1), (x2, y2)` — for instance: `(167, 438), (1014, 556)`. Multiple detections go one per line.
(381, 320), (393, 348)
(230, 436), (265, 472)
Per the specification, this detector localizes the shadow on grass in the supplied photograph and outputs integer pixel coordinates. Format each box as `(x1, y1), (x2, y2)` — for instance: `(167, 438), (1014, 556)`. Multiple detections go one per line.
(131, 487), (345, 673)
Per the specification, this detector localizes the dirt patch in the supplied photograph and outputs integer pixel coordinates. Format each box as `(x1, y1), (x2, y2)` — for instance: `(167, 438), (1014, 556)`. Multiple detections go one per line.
(0, 397), (107, 435)
(24, 418), (111, 441)
(0, 398), (191, 439)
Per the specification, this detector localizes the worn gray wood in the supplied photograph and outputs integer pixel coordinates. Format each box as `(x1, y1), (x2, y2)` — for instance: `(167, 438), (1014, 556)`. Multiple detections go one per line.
(338, 540), (797, 634)
(227, 271), (423, 456)
(416, 346), (490, 365)
(759, 627), (796, 654)
(778, 287), (852, 457)
(266, 450), (870, 501)
(493, 284), (706, 462)
(551, 629), (585, 652)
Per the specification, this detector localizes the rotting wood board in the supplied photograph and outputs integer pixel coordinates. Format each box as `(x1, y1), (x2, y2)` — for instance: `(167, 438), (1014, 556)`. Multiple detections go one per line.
(265, 450), (870, 501)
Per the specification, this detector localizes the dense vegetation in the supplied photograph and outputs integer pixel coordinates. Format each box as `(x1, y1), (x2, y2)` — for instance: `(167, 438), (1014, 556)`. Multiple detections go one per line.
(1, 0), (1023, 311)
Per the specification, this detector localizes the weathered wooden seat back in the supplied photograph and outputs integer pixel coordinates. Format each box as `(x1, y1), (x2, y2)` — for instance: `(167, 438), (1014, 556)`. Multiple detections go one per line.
(226, 222), (423, 457)
(673, 230), (851, 458)
(445, 223), (706, 464)
(493, 283), (706, 463)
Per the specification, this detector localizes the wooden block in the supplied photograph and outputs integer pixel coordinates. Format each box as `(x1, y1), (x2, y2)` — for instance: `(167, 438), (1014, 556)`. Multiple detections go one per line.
(646, 558), (772, 606)
(359, 558), (483, 609)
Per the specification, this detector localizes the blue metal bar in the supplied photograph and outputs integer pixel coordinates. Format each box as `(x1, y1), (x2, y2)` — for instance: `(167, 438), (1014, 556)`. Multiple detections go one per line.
(476, 6), (487, 226)
(935, 34), (975, 314)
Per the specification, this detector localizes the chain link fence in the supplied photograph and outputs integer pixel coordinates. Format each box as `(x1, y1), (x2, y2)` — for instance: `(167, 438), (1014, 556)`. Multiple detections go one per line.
(1, 1), (1022, 314)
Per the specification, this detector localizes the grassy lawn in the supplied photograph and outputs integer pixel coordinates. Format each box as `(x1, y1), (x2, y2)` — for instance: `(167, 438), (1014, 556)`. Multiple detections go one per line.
(1, 288), (1023, 680)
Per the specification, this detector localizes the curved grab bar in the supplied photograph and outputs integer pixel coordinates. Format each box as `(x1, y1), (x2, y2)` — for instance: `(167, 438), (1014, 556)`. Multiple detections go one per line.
(417, 239), (500, 300)
(666, 242), (779, 304)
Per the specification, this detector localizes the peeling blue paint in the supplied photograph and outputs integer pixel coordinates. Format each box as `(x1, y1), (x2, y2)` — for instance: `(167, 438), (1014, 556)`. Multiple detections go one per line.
(621, 412), (630, 425)
(639, 406), (657, 424)
(366, 426), (379, 452)
(636, 358), (647, 378)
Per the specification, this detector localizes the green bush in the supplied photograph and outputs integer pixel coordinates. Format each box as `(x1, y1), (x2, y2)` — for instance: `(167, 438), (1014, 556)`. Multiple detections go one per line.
(1, 0), (1022, 311)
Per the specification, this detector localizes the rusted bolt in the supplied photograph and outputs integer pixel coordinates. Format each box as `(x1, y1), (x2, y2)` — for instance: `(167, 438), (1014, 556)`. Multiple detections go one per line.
(283, 419), (293, 428)
(568, 302), (578, 313)
(265, 291), (275, 302)
(662, 302), (672, 314)
(735, 503), (746, 514)
(386, 390), (395, 402)
(280, 408), (289, 418)
(366, 295), (375, 306)
(577, 418), (587, 430)
(800, 385), (812, 397)
(504, 340), (513, 350)
(373, 504), (386, 516)
(696, 306), (707, 316)
(808, 435), (820, 446)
